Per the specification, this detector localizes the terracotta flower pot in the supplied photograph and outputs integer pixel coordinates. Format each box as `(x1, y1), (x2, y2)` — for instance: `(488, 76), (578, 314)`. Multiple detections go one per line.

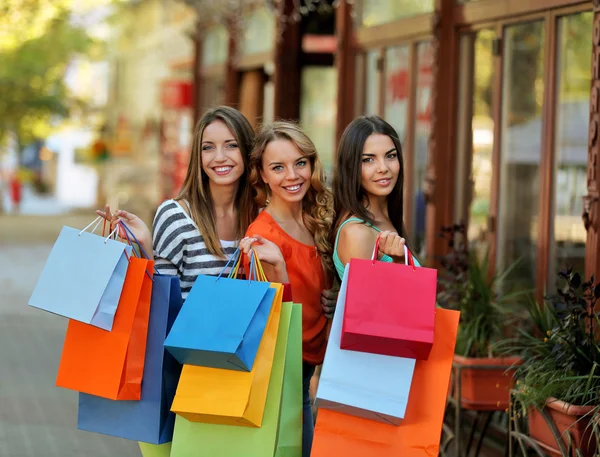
(453, 355), (521, 411)
(527, 398), (597, 457)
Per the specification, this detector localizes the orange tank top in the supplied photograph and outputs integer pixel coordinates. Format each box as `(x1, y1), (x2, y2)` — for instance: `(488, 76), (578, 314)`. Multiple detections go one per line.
(245, 211), (329, 365)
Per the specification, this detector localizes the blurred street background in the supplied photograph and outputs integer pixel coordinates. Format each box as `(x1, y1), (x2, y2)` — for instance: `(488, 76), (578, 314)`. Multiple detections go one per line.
(1, 0), (598, 456)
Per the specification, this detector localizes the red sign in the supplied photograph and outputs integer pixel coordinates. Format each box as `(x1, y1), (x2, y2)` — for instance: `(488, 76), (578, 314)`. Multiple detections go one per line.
(161, 81), (193, 109)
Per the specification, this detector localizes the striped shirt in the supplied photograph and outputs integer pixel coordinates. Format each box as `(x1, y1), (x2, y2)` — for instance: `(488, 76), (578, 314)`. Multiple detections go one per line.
(152, 199), (238, 299)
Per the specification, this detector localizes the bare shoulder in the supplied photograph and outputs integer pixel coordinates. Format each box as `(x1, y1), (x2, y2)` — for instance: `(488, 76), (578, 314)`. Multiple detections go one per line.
(337, 220), (378, 263)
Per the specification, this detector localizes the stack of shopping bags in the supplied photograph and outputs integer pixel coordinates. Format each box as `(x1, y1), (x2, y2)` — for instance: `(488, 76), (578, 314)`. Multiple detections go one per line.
(29, 218), (185, 444)
(314, 245), (460, 456)
(162, 249), (303, 457)
(29, 218), (303, 457)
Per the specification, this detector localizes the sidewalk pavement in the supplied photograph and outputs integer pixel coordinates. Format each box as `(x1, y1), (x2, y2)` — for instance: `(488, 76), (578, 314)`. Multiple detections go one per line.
(0, 213), (142, 457)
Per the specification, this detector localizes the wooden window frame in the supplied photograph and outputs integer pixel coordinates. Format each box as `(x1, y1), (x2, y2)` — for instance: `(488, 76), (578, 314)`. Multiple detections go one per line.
(455, 2), (591, 301)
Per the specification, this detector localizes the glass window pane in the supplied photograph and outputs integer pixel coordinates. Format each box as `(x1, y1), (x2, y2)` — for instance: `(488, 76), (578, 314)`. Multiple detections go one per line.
(300, 67), (338, 176)
(550, 12), (593, 284)
(384, 45), (410, 144)
(412, 41), (434, 257)
(364, 50), (380, 115)
(359, 0), (434, 28)
(242, 7), (275, 56)
(468, 30), (495, 253)
(202, 25), (229, 67)
(497, 21), (545, 290)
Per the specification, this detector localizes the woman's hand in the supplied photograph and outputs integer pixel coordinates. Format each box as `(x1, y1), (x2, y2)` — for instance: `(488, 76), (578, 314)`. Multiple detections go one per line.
(321, 286), (339, 319)
(239, 235), (288, 283)
(377, 230), (406, 264)
(95, 205), (152, 256)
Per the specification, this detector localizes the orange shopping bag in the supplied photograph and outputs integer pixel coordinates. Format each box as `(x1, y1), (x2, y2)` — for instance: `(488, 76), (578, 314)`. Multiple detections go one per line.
(56, 256), (154, 400)
(311, 308), (459, 457)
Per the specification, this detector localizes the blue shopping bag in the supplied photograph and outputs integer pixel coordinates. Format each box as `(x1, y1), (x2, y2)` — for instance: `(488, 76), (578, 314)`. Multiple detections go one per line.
(77, 275), (183, 444)
(29, 218), (132, 330)
(164, 250), (273, 371)
(315, 264), (416, 425)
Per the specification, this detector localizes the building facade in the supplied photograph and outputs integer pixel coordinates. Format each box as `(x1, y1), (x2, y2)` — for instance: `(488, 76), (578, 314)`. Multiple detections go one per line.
(192, 0), (598, 300)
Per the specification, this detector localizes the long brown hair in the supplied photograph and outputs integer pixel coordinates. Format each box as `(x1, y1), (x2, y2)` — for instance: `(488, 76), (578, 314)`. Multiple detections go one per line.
(332, 115), (408, 243)
(249, 121), (334, 277)
(176, 106), (257, 257)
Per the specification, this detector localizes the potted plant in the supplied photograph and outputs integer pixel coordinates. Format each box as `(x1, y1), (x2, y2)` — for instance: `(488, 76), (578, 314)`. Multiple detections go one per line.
(506, 268), (600, 457)
(437, 223), (525, 410)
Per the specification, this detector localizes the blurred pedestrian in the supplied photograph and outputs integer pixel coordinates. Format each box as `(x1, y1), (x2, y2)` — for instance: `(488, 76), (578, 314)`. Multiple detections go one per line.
(9, 172), (22, 214)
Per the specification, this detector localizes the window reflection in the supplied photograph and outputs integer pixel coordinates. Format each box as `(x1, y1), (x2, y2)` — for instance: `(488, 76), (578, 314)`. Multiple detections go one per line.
(300, 67), (338, 175)
(364, 50), (379, 115)
(384, 45), (410, 143)
(358, 0), (434, 28)
(550, 12), (592, 283)
(497, 21), (545, 290)
(412, 42), (434, 257)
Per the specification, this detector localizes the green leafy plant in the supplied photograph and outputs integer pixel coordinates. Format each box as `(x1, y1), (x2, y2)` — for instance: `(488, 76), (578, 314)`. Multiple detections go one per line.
(437, 223), (527, 358)
(503, 268), (600, 409)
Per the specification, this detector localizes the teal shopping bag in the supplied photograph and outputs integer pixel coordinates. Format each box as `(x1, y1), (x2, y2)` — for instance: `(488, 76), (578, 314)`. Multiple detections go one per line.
(29, 217), (132, 330)
(164, 250), (273, 371)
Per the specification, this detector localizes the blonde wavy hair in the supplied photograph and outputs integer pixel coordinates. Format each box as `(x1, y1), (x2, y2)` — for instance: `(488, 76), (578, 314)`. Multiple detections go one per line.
(249, 121), (334, 279)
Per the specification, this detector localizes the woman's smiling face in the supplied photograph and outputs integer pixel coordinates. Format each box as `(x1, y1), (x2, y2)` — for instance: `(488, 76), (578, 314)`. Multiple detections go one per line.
(260, 138), (312, 205)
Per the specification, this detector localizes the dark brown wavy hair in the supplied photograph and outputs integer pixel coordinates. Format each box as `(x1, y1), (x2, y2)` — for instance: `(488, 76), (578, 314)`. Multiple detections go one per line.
(332, 115), (408, 244)
(249, 121), (335, 278)
(176, 106), (257, 257)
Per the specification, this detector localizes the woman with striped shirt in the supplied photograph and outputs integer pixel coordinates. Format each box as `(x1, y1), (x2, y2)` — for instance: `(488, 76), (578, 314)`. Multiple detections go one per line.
(97, 106), (257, 296)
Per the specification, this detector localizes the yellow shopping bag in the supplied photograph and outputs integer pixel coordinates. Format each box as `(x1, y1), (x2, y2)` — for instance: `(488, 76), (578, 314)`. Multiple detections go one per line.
(171, 282), (283, 427)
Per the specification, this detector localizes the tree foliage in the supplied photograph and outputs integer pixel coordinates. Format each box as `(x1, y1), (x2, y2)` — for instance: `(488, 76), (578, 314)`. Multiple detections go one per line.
(0, 0), (96, 147)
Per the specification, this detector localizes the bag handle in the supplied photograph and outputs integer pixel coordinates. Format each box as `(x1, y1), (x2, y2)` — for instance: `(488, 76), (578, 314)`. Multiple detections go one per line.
(78, 216), (103, 236)
(216, 247), (268, 283)
(117, 220), (156, 281)
(372, 233), (414, 270)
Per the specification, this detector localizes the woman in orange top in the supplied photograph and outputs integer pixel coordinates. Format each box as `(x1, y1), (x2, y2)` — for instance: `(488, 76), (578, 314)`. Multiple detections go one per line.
(239, 121), (336, 457)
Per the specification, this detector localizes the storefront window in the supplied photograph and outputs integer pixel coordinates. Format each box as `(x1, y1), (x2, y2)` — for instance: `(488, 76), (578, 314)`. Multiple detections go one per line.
(358, 0), (435, 28)
(364, 50), (379, 115)
(412, 42), (434, 257)
(384, 45), (410, 143)
(300, 67), (338, 175)
(202, 25), (229, 67)
(549, 12), (593, 285)
(497, 21), (545, 291)
(241, 7), (275, 56)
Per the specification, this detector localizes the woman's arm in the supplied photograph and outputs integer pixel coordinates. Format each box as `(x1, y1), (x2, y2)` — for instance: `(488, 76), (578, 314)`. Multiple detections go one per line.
(337, 223), (406, 265)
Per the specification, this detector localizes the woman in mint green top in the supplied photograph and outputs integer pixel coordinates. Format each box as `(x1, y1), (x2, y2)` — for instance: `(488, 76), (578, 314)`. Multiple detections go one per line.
(331, 115), (419, 282)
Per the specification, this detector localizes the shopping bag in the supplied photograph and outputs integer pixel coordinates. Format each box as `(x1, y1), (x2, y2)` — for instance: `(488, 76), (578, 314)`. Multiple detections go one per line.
(316, 264), (415, 425)
(139, 442), (171, 457)
(171, 282), (283, 427)
(56, 256), (153, 400)
(164, 250), (273, 371)
(275, 299), (302, 457)
(311, 307), (460, 457)
(341, 243), (437, 360)
(29, 217), (133, 330)
(169, 301), (296, 457)
(77, 275), (183, 443)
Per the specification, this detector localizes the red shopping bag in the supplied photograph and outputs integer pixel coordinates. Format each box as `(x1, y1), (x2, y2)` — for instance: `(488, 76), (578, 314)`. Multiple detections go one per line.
(341, 241), (437, 360)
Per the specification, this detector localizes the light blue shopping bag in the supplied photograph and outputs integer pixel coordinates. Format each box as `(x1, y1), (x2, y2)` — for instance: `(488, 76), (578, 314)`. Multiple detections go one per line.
(29, 218), (133, 331)
(315, 264), (416, 425)
(164, 250), (273, 372)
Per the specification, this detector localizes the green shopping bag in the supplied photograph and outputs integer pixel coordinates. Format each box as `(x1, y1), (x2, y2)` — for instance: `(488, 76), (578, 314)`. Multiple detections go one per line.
(170, 301), (296, 457)
(275, 303), (302, 457)
(139, 442), (171, 457)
